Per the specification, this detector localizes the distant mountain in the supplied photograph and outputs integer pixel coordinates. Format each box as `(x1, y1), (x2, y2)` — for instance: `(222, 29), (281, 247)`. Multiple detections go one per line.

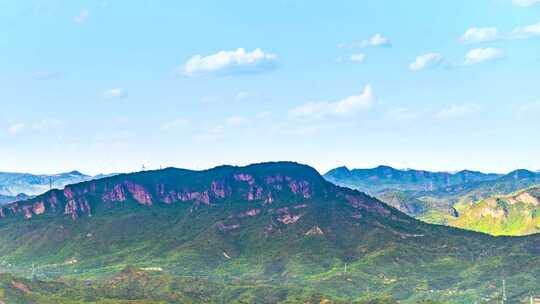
(0, 193), (31, 206)
(0, 170), (113, 198)
(2, 162), (540, 302)
(416, 169), (540, 218)
(324, 166), (540, 232)
(324, 165), (502, 194)
(450, 186), (540, 236)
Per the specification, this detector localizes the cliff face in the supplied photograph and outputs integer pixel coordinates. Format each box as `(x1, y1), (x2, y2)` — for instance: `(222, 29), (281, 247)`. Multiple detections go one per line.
(0, 162), (393, 223)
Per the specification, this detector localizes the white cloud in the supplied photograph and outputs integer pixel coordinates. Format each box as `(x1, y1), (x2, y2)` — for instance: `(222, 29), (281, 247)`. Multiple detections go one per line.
(462, 22), (540, 43)
(290, 85), (374, 119)
(103, 88), (126, 99)
(8, 123), (25, 136)
(31, 71), (60, 80)
(461, 27), (500, 43)
(349, 53), (366, 63)
(511, 21), (540, 39)
(183, 48), (277, 75)
(409, 53), (442, 71)
(74, 9), (89, 23)
(338, 34), (391, 49)
(465, 48), (504, 65)
(436, 103), (481, 119)
(513, 0), (540, 7)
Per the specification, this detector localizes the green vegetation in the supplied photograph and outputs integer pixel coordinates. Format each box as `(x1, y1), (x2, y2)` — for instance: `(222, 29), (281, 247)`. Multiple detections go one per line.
(450, 186), (540, 235)
(0, 162), (539, 303)
(325, 165), (540, 236)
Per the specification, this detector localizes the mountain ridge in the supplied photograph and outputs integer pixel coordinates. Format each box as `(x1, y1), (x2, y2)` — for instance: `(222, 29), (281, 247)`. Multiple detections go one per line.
(2, 162), (540, 302)
(324, 165), (503, 194)
(0, 170), (116, 206)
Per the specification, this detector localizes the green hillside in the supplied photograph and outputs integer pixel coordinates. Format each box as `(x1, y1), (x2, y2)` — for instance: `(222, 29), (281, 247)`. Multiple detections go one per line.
(325, 166), (540, 232)
(450, 186), (540, 236)
(0, 162), (540, 303)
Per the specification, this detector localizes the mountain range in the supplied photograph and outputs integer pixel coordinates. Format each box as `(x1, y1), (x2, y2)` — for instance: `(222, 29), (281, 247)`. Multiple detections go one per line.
(0, 171), (113, 206)
(324, 166), (503, 194)
(324, 166), (540, 235)
(1, 162), (540, 302)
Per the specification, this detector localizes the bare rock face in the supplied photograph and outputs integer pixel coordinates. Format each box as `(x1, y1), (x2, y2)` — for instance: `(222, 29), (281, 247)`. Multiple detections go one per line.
(125, 181), (153, 206)
(33, 202), (45, 215)
(305, 225), (324, 236)
(278, 213), (303, 225)
(508, 192), (540, 206)
(102, 185), (126, 202)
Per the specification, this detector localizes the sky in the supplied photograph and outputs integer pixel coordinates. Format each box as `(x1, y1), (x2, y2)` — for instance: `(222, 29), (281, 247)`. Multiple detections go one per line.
(1, 0), (540, 175)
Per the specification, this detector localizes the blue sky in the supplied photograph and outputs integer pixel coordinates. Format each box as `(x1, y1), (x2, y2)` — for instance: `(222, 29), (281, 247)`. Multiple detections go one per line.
(1, 0), (540, 175)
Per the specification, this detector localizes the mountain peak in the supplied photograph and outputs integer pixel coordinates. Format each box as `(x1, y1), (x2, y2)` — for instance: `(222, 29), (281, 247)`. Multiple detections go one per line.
(504, 169), (537, 180)
(67, 170), (84, 176)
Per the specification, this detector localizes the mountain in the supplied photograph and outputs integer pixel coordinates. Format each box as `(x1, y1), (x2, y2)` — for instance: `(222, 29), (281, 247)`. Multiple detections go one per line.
(1, 162), (540, 302)
(0, 193), (31, 206)
(450, 186), (540, 236)
(0, 170), (114, 198)
(413, 169), (540, 224)
(324, 166), (501, 194)
(325, 166), (540, 229)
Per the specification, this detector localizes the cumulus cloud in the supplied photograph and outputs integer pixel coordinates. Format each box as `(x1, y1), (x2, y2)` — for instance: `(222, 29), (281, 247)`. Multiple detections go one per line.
(409, 53), (442, 71)
(513, 0), (540, 7)
(74, 9), (89, 23)
(290, 85), (374, 119)
(338, 34), (391, 49)
(461, 21), (540, 43)
(465, 48), (504, 65)
(183, 48), (277, 75)
(461, 27), (500, 43)
(436, 103), (481, 119)
(511, 21), (540, 38)
(103, 88), (126, 99)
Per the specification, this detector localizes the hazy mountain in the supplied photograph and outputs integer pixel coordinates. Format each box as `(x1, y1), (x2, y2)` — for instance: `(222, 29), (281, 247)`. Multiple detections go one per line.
(324, 165), (502, 194)
(0, 162), (540, 302)
(0, 170), (114, 198)
(0, 193), (31, 206)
